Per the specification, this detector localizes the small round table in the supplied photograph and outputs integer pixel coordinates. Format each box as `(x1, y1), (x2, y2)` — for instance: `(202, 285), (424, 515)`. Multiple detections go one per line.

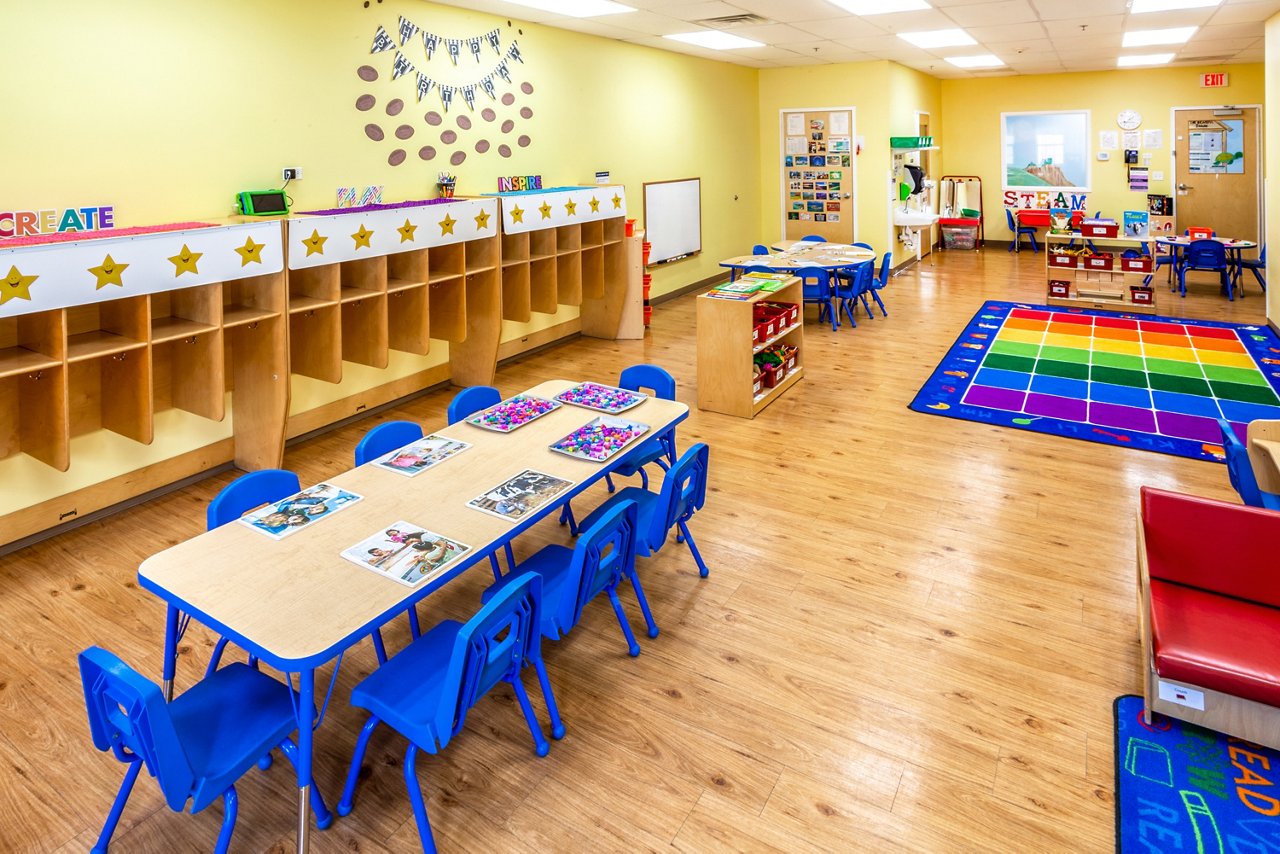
(1154, 235), (1257, 298)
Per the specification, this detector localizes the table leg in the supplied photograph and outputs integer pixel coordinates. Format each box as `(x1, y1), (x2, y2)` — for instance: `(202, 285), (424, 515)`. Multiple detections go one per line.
(162, 605), (179, 702)
(297, 668), (314, 854)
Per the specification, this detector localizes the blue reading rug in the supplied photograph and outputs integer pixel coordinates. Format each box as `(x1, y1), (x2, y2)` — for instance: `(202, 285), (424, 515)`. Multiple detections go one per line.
(910, 301), (1280, 462)
(1114, 695), (1280, 852)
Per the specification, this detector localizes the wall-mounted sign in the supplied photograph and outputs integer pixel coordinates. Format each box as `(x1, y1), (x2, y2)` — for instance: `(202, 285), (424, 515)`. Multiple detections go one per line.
(1200, 72), (1228, 88)
(497, 175), (543, 192)
(0, 205), (115, 238)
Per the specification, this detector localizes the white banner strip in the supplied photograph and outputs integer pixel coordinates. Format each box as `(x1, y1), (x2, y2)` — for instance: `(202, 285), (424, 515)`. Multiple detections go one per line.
(0, 221), (284, 319)
(492, 186), (627, 236)
(286, 198), (500, 269)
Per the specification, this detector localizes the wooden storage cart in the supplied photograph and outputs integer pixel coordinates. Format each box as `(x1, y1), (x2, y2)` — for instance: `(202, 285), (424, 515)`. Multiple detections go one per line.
(1044, 233), (1157, 314)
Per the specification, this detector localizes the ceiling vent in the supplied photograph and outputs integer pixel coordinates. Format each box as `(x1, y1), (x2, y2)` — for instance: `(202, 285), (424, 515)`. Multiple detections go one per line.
(1178, 55), (1234, 63)
(694, 13), (770, 28)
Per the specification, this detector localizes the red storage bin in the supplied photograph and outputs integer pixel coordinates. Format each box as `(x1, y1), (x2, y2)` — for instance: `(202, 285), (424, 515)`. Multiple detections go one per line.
(1188, 227), (1213, 240)
(1081, 222), (1119, 238)
(1048, 280), (1071, 297)
(1120, 256), (1153, 273)
(1084, 253), (1114, 271)
(1049, 253), (1078, 269)
(760, 361), (784, 389)
(1131, 286), (1154, 304)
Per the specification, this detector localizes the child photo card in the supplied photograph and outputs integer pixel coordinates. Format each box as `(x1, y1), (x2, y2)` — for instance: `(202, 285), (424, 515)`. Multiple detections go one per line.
(467, 469), (574, 522)
(370, 434), (471, 477)
(239, 483), (362, 540)
(340, 522), (472, 587)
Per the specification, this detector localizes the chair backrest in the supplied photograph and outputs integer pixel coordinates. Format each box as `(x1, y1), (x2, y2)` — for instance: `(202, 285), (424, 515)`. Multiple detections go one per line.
(80, 647), (194, 811)
(1260, 244), (1268, 263)
(645, 443), (710, 552)
(1004, 208), (1016, 229)
(447, 385), (501, 425)
(1183, 239), (1226, 269)
(437, 572), (544, 747)
(853, 242), (874, 251)
(1141, 487), (1280, 608)
(1219, 419), (1265, 507)
(752, 244), (768, 255)
(207, 469), (301, 530)
(800, 234), (827, 243)
(619, 364), (675, 400)
(354, 420), (424, 466)
(876, 252), (892, 286)
(561, 500), (639, 632)
(742, 264), (775, 276)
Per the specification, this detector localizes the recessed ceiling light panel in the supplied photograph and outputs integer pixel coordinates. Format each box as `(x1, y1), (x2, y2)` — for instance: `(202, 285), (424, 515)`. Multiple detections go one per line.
(1129, 0), (1220, 13)
(1122, 27), (1197, 47)
(664, 31), (765, 50)
(897, 29), (976, 49)
(1117, 53), (1176, 66)
(946, 54), (1004, 68)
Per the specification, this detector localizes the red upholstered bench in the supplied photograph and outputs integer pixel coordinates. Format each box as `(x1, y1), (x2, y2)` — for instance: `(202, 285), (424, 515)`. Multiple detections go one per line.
(1139, 486), (1280, 748)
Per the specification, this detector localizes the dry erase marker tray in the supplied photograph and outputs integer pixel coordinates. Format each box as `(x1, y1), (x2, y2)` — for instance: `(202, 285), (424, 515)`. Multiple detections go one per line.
(553, 382), (647, 414)
(548, 416), (650, 463)
(466, 394), (561, 433)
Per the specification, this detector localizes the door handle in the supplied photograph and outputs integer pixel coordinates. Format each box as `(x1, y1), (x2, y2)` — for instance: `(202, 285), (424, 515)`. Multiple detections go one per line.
(1177, 183), (1191, 191)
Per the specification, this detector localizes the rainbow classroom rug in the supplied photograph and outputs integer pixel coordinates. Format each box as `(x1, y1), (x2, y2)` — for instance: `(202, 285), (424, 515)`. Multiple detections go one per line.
(909, 301), (1280, 461)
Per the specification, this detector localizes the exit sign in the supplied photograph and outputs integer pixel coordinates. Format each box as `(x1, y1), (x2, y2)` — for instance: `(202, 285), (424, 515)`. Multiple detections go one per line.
(1201, 72), (1229, 88)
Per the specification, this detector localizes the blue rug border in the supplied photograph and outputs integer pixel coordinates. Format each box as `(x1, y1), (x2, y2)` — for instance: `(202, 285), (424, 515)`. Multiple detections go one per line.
(908, 300), (1280, 462)
(1113, 694), (1132, 854)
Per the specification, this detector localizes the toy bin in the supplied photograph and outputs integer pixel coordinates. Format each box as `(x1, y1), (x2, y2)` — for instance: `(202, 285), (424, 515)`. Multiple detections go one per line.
(941, 224), (978, 250)
(1049, 253), (1078, 269)
(759, 361), (785, 389)
(752, 367), (763, 397)
(781, 345), (798, 373)
(1048, 280), (1071, 298)
(1084, 253), (1114, 271)
(1081, 222), (1119, 238)
(1120, 256), (1153, 273)
(1130, 286), (1154, 304)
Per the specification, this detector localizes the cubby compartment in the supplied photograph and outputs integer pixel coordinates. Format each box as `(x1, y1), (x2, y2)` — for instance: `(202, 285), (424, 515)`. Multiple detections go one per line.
(502, 232), (529, 264)
(556, 225), (581, 254)
(530, 257), (559, 314)
(66, 298), (148, 363)
(581, 220), (603, 248)
(557, 252), (583, 305)
(151, 285), (221, 343)
(428, 277), (467, 343)
(387, 249), (428, 292)
(530, 229), (556, 260)
(288, 265), (339, 315)
(341, 293), (389, 368)
(0, 367), (69, 469)
(289, 303), (342, 382)
(603, 217), (624, 244)
(428, 243), (465, 282)
(501, 262), (532, 322)
(0, 310), (64, 379)
(340, 256), (387, 303)
(152, 332), (225, 420)
(388, 286), (431, 355)
(68, 346), (152, 444)
(581, 246), (605, 300)
(465, 238), (498, 274)
(223, 273), (284, 328)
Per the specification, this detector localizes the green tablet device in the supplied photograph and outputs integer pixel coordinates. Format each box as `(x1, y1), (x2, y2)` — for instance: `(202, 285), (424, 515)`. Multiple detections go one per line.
(236, 190), (289, 216)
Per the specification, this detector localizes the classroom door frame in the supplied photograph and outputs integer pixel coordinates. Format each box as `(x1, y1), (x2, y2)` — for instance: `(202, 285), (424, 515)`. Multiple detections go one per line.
(778, 106), (858, 243)
(1168, 103), (1264, 249)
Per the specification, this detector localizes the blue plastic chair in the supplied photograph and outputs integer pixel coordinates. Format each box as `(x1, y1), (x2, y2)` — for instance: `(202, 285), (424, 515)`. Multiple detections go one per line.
(486, 499), (656, 656)
(1218, 419), (1280, 510)
(751, 243), (768, 255)
(1004, 208), (1038, 254)
(610, 364), (678, 490)
(354, 420), (424, 466)
(800, 234), (827, 243)
(833, 261), (873, 328)
(336, 573), (563, 851)
(79, 646), (331, 853)
(447, 385), (501, 425)
(1178, 239), (1231, 300)
(1066, 211), (1099, 253)
(852, 242), (874, 251)
(799, 267), (838, 331)
(1235, 244), (1266, 294)
(578, 442), (711, 578)
(863, 251), (892, 317)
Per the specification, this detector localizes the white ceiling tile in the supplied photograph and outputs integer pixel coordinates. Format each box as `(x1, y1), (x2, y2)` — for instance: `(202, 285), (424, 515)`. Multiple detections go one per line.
(648, 1), (752, 22)
(1195, 21), (1275, 40)
(943, 1), (1040, 27)
(968, 21), (1049, 42)
(852, 9), (962, 32)
(1041, 16), (1125, 37)
(1029, 0), (1125, 21)
(729, 0), (853, 22)
(791, 16), (891, 39)
(719, 22), (833, 44)
(1206, 1), (1280, 26)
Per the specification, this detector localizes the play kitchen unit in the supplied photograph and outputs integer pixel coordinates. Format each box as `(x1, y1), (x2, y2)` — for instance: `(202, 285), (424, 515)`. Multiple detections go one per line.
(890, 137), (940, 266)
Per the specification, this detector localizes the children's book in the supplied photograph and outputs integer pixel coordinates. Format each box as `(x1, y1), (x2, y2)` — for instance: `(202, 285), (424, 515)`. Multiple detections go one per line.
(712, 280), (764, 295)
(1048, 208), (1072, 234)
(239, 483), (363, 540)
(467, 469), (574, 522)
(369, 434), (471, 477)
(340, 522), (471, 587)
(1123, 210), (1150, 239)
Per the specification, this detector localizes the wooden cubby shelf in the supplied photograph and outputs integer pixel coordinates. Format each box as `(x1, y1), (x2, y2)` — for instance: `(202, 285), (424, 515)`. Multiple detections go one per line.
(1045, 233), (1157, 314)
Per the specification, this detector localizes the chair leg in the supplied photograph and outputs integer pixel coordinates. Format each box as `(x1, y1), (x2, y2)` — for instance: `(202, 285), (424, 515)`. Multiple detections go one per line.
(870, 289), (887, 316)
(638, 467), (649, 490)
(509, 673), (551, 757)
(92, 758), (142, 854)
(605, 473), (616, 493)
(257, 751), (273, 771)
(213, 786), (238, 854)
(205, 637), (231, 678)
(404, 744), (438, 854)
(678, 519), (709, 578)
(488, 553), (504, 581)
(859, 292), (875, 319)
(371, 629), (388, 665)
(408, 606), (421, 639)
(531, 656), (566, 740)
(563, 503), (579, 536)
(625, 569), (660, 639)
(337, 716), (382, 816)
(1253, 269), (1267, 293)
(605, 586), (642, 656)
(841, 298), (857, 328)
(277, 738), (333, 830)
(504, 542), (516, 572)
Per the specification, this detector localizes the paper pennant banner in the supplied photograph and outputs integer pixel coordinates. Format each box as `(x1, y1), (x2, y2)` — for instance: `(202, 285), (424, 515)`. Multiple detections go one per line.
(439, 85), (454, 113)
(416, 73), (434, 102)
(397, 15), (419, 46)
(461, 86), (476, 110)
(468, 38), (482, 62)
(508, 42), (524, 64)
(495, 59), (511, 83)
(487, 29), (501, 54)
(446, 39), (461, 65)
(371, 25), (396, 54)
(479, 76), (496, 100)
(423, 31), (439, 61)
(392, 51), (415, 80)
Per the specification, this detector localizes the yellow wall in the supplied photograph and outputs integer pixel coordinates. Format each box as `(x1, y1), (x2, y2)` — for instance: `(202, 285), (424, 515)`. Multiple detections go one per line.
(1268, 15), (1280, 326)
(940, 65), (1265, 237)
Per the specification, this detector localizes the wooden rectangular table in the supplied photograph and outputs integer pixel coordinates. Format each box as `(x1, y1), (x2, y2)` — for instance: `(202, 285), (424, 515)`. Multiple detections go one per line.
(138, 378), (689, 852)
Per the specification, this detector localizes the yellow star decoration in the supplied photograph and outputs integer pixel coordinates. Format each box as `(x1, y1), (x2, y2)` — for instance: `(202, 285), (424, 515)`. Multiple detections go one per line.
(88, 254), (129, 289)
(474, 209), (491, 230)
(234, 237), (265, 267)
(397, 219), (418, 243)
(302, 229), (328, 257)
(589, 197), (601, 213)
(168, 244), (202, 277)
(510, 205), (525, 224)
(351, 224), (374, 250)
(611, 194), (623, 210)
(439, 214), (457, 236)
(538, 201), (553, 220)
(0, 265), (37, 306)
(564, 199), (578, 216)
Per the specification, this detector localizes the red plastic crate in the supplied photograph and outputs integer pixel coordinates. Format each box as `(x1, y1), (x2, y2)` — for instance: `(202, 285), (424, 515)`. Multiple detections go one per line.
(1120, 256), (1153, 273)
(1084, 253), (1114, 271)
(1049, 253), (1078, 269)
(1130, 286), (1154, 304)
(1081, 222), (1119, 238)
(1048, 280), (1071, 297)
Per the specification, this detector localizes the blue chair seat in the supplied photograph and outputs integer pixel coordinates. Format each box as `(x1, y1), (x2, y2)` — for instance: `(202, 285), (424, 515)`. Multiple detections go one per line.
(578, 487), (660, 556)
(348, 620), (461, 747)
(611, 436), (668, 479)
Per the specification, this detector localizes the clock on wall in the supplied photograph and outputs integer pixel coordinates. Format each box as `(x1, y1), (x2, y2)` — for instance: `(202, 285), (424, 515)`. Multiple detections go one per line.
(1117, 110), (1143, 130)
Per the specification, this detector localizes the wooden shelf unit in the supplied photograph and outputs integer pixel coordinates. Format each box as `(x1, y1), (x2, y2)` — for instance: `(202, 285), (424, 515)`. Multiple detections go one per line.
(1045, 233), (1158, 314)
(696, 276), (805, 418)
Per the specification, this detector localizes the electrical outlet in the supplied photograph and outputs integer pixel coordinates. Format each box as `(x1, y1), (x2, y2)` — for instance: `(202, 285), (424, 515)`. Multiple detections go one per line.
(282, 167), (302, 181)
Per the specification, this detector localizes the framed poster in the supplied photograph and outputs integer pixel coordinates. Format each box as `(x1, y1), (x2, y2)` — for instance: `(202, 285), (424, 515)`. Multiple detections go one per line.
(1002, 110), (1091, 191)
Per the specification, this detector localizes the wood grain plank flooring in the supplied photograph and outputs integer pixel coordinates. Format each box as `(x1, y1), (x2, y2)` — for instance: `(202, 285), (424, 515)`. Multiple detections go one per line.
(0, 248), (1265, 851)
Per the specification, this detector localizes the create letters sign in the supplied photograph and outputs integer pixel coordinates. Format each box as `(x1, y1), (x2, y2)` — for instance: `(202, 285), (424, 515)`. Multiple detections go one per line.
(1201, 72), (1229, 88)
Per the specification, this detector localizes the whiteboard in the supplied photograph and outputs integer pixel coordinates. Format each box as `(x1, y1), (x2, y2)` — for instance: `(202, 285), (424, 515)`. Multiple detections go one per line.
(643, 178), (701, 264)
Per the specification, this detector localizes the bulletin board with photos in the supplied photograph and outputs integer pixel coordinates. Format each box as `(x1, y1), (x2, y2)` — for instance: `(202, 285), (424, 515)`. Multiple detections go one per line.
(782, 109), (855, 243)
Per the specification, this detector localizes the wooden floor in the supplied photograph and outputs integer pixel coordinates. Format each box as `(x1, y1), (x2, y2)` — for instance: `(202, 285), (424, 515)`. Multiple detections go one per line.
(3, 246), (1269, 852)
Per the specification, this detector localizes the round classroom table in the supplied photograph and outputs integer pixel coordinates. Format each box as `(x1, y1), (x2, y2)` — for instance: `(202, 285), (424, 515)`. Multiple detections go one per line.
(721, 241), (875, 278)
(1155, 235), (1257, 295)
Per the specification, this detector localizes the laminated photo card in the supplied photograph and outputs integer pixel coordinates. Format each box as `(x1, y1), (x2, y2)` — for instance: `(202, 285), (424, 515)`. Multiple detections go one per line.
(370, 434), (472, 477)
(467, 469), (574, 521)
(239, 483), (362, 539)
(340, 522), (472, 587)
